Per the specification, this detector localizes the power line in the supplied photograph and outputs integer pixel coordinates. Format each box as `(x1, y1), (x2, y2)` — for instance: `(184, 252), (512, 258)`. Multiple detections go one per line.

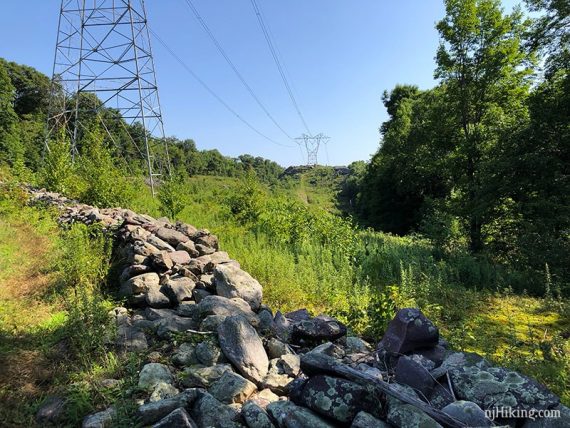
(250, 0), (313, 136)
(183, 0), (295, 142)
(149, 27), (293, 148)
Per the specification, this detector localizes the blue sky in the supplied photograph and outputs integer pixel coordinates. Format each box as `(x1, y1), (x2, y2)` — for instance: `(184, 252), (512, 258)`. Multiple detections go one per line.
(0, 0), (521, 166)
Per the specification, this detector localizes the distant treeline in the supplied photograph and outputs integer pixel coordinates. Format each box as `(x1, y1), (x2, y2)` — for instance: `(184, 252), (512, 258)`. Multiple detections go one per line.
(0, 58), (284, 184)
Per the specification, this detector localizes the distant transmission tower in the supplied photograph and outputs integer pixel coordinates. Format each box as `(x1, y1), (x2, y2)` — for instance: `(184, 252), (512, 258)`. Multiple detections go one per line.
(46, 0), (170, 196)
(295, 133), (330, 166)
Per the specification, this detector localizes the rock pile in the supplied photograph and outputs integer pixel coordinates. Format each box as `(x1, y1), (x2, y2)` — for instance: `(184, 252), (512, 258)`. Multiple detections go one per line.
(28, 189), (568, 428)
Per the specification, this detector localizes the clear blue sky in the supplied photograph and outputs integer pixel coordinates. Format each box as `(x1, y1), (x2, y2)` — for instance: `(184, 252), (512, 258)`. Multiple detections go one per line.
(0, 0), (521, 167)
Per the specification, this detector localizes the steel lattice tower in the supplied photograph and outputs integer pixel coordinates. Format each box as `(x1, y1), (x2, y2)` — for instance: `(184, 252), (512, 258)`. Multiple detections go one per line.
(296, 133), (330, 166)
(46, 0), (170, 195)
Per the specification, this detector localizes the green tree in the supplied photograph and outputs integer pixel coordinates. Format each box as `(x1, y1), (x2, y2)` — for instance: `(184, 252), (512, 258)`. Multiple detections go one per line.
(39, 130), (78, 195)
(435, 0), (533, 252)
(0, 61), (23, 168)
(158, 170), (189, 220)
(78, 129), (133, 207)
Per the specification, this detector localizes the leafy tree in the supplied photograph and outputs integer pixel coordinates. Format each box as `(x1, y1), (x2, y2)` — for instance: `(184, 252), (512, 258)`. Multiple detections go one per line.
(78, 129), (133, 207)
(435, 0), (533, 252)
(158, 169), (189, 220)
(39, 130), (78, 195)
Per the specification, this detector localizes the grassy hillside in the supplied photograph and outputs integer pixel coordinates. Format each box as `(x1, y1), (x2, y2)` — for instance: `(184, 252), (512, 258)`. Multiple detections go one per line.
(0, 170), (568, 425)
(129, 174), (570, 404)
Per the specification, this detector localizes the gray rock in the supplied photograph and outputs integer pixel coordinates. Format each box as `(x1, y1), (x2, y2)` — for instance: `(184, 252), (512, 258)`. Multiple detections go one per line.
(442, 401), (491, 427)
(196, 296), (258, 325)
(292, 315), (347, 343)
(285, 309), (311, 322)
(177, 240), (200, 258)
(260, 372), (292, 395)
(145, 286), (172, 309)
(177, 302), (198, 318)
(195, 341), (225, 366)
(215, 264), (263, 311)
(308, 342), (346, 359)
(195, 234), (219, 250)
(387, 401), (442, 428)
(138, 389), (201, 425)
(120, 272), (160, 297)
(164, 276), (195, 304)
(272, 311), (292, 342)
(266, 338), (294, 359)
(148, 234), (176, 252)
(149, 382), (180, 402)
(156, 227), (190, 247)
(218, 315), (269, 383)
(191, 393), (241, 428)
(169, 250), (192, 265)
(36, 396), (66, 425)
(156, 315), (198, 339)
(248, 389), (280, 408)
(199, 315), (227, 332)
(242, 401), (276, 428)
(139, 363), (174, 391)
(209, 371), (257, 404)
(172, 343), (198, 367)
(266, 401), (335, 428)
(429, 383), (455, 410)
(152, 408), (197, 428)
(152, 251), (175, 271)
(82, 407), (116, 428)
(450, 365), (559, 412)
(278, 355), (300, 377)
(181, 364), (234, 388)
(351, 411), (390, 428)
(196, 243), (216, 255)
(378, 308), (439, 354)
(297, 375), (378, 423)
(395, 355), (435, 398)
(144, 307), (178, 320)
(116, 322), (148, 352)
(193, 288), (212, 304)
(346, 336), (372, 353)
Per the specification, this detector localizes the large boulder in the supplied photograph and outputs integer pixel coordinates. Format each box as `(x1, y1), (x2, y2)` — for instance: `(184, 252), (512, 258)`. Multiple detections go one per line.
(351, 411), (390, 428)
(214, 264), (263, 311)
(449, 365), (559, 412)
(218, 315), (269, 383)
(137, 389), (200, 426)
(296, 375), (378, 423)
(378, 308), (439, 354)
(163, 276), (195, 304)
(181, 364), (233, 388)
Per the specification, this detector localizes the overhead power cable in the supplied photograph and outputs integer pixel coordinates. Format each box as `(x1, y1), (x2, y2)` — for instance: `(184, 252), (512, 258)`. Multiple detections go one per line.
(149, 27), (292, 148)
(183, 0), (295, 142)
(250, 0), (313, 136)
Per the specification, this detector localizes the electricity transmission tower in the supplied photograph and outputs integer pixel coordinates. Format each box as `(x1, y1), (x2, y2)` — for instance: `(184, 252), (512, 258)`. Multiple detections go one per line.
(46, 0), (170, 196)
(295, 133), (330, 166)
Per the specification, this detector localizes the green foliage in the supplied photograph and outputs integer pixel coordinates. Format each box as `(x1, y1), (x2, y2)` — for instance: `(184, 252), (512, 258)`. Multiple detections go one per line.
(225, 170), (266, 224)
(158, 170), (190, 220)
(78, 129), (134, 208)
(39, 130), (79, 196)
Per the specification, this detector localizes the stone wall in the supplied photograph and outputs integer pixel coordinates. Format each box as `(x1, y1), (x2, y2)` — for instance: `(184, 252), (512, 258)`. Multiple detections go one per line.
(29, 189), (568, 428)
